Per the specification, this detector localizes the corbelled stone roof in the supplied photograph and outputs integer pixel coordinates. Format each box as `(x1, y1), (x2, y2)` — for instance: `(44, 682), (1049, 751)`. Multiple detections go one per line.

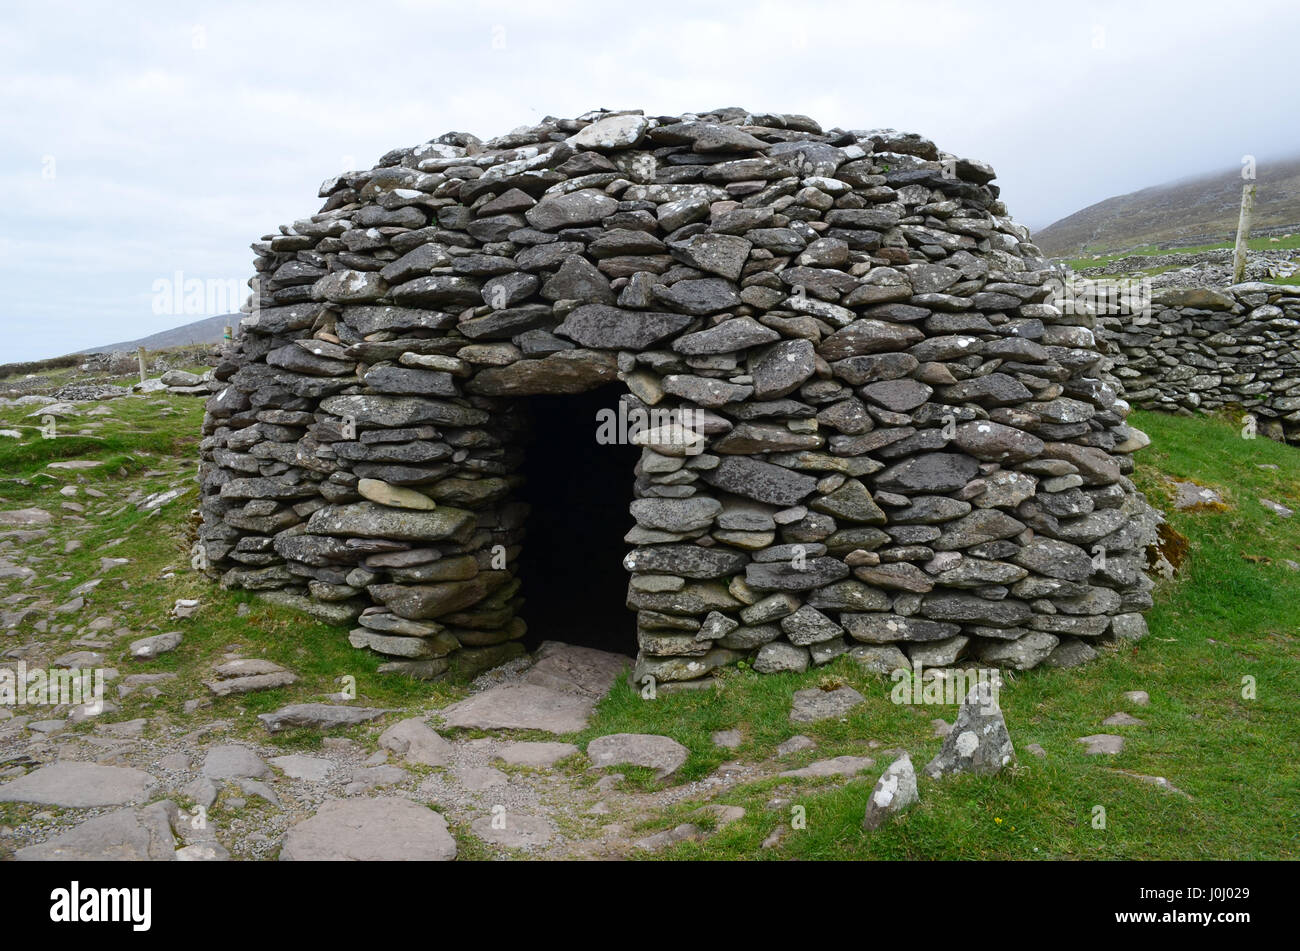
(198, 108), (1157, 683)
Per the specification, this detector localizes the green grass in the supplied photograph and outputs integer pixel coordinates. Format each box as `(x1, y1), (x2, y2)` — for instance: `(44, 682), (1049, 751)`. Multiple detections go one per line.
(3, 391), (1298, 860)
(1064, 234), (1300, 272)
(575, 409), (1300, 859)
(0, 391), (470, 751)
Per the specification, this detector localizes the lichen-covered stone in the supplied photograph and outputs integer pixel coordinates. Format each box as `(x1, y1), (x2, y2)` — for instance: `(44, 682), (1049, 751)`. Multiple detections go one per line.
(196, 106), (1156, 686)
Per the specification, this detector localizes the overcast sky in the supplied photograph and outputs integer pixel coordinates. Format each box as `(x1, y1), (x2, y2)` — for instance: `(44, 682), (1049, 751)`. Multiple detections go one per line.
(4, 0), (1299, 363)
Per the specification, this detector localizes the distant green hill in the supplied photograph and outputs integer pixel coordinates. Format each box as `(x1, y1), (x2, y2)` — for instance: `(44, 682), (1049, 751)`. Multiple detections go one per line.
(78, 313), (234, 354)
(1034, 155), (1300, 258)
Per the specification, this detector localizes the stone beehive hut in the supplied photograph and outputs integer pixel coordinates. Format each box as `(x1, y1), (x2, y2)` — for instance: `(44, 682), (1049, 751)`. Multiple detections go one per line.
(197, 107), (1157, 685)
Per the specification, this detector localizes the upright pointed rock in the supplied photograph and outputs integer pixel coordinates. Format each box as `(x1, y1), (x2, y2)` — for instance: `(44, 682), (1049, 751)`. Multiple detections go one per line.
(924, 679), (1015, 778)
(862, 753), (920, 830)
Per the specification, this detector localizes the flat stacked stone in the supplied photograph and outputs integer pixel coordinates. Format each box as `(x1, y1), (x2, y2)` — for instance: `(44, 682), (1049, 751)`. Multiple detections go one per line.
(1091, 282), (1300, 443)
(196, 107), (1157, 683)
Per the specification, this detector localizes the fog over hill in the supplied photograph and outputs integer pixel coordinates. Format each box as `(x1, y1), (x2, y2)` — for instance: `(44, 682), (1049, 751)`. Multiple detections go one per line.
(76, 314), (234, 355)
(1034, 155), (1300, 257)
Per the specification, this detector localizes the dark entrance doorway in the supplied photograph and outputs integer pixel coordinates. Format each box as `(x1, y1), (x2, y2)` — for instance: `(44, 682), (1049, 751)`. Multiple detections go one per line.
(515, 385), (638, 656)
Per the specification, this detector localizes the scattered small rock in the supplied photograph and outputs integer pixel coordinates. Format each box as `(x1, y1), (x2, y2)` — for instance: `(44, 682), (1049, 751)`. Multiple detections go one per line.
(1102, 712), (1145, 727)
(1260, 498), (1293, 518)
(203, 744), (271, 781)
(258, 703), (392, 733)
(471, 812), (555, 850)
(587, 733), (689, 779)
(1077, 734), (1125, 755)
(633, 822), (702, 852)
(779, 755), (875, 778)
(493, 741), (579, 767)
(378, 718), (453, 767)
(862, 753), (919, 830)
(280, 798), (456, 861)
(129, 631), (182, 660)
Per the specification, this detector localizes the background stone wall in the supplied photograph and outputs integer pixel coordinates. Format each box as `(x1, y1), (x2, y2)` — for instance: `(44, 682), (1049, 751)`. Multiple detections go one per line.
(197, 107), (1158, 685)
(1094, 283), (1300, 442)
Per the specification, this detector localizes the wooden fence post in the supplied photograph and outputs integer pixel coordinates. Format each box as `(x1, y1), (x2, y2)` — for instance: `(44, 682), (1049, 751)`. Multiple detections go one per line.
(1233, 184), (1257, 284)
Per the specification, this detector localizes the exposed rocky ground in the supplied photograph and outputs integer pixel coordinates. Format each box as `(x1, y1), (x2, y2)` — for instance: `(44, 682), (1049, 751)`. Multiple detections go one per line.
(1, 385), (1296, 860)
(1073, 246), (1298, 288)
(1, 345), (222, 401)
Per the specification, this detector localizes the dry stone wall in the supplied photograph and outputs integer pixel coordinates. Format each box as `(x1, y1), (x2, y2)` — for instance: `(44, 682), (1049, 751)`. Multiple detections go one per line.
(197, 107), (1157, 684)
(1095, 283), (1300, 441)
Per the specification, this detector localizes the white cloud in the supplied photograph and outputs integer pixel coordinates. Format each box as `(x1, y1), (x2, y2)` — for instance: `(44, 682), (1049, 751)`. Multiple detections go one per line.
(2, 0), (1299, 361)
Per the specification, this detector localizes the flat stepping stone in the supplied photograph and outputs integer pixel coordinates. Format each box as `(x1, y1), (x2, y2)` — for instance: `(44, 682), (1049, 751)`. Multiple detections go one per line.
(1102, 712), (1145, 727)
(470, 812), (554, 849)
(344, 765), (409, 795)
(96, 718), (147, 737)
(176, 842), (230, 861)
(776, 735), (817, 756)
(924, 680), (1015, 778)
(270, 754), (332, 782)
(789, 685), (865, 723)
(0, 560), (35, 583)
(0, 762), (156, 807)
(1109, 769), (1191, 797)
(379, 718), (453, 766)
(258, 703), (392, 733)
(1261, 498), (1294, 518)
(0, 508), (53, 528)
(203, 744), (271, 780)
(138, 486), (190, 512)
(15, 802), (175, 861)
(212, 660), (289, 677)
(780, 755), (875, 778)
(454, 765), (509, 790)
(26, 401), (76, 417)
(1124, 690), (1150, 706)
(280, 798), (456, 861)
(53, 650), (102, 667)
(493, 741), (579, 767)
(1171, 480), (1225, 511)
(862, 753), (919, 830)
(698, 804), (746, 829)
(237, 778), (280, 806)
(47, 460), (102, 470)
(522, 642), (630, 697)
(439, 683), (595, 734)
(1078, 734), (1125, 755)
(634, 822), (702, 852)
(130, 631), (182, 659)
(587, 733), (688, 779)
(205, 659), (297, 696)
(711, 729), (742, 749)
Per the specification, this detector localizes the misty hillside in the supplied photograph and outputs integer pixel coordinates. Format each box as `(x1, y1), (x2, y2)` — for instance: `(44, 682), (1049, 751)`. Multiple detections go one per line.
(1034, 155), (1300, 257)
(78, 313), (235, 354)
